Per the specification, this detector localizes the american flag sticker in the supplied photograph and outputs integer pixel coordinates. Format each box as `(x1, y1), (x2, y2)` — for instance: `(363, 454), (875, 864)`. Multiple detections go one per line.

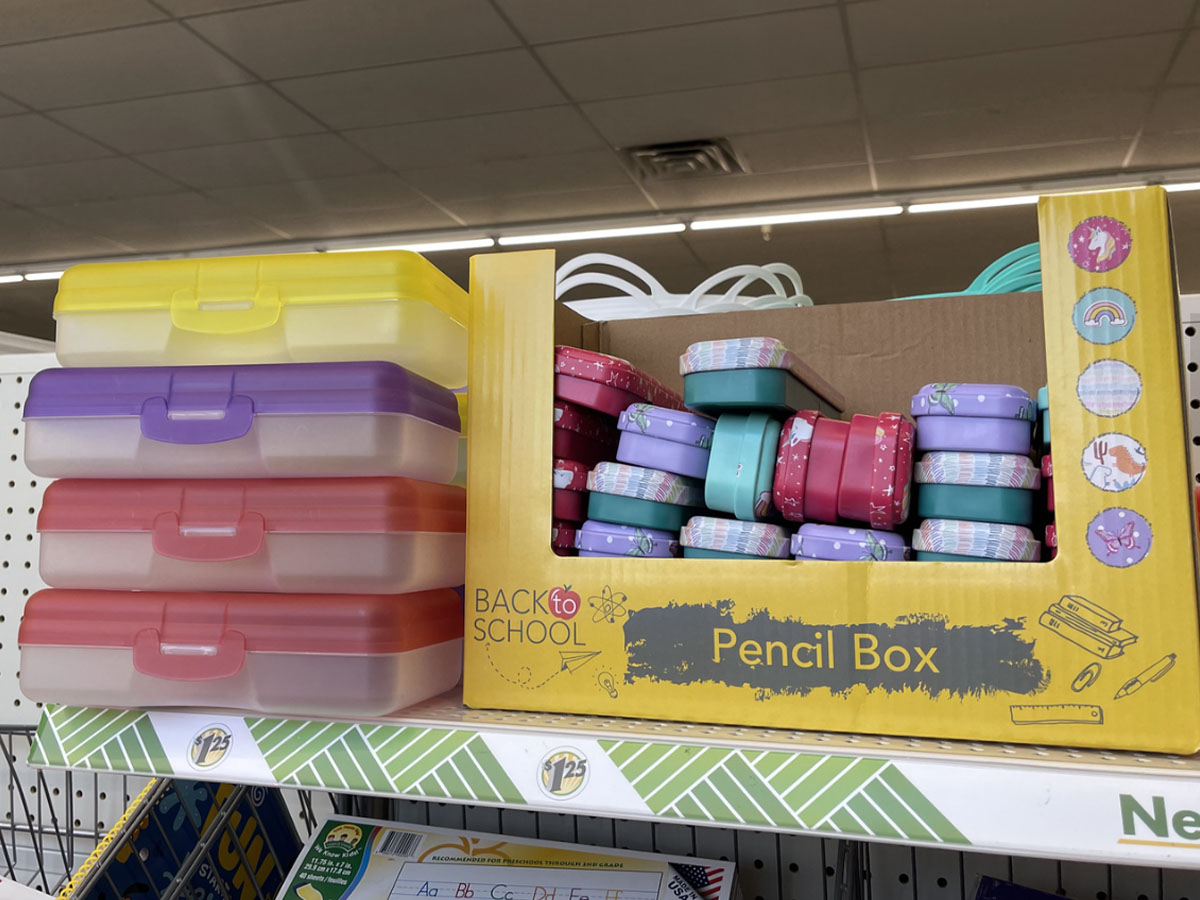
(672, 864), (727, 900)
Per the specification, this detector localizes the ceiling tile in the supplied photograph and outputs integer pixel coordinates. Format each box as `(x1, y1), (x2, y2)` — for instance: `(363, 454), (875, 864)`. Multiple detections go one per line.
(52, 85), (322, 153)
(643, 166), (873, 209)
(0, 209), (131, 265)
(136, 134), (382, 189)
(870, 92), (1152, 158)
(156, 0), (290, 13)
(1128, 130), (1200, 168)
(0, 0), (165, 45)
(1145, 86), (1200, 133)
(35, 193), (281, 251)
(189, 0), (517, 80)
(0, 115), (112, 168)
(0, 23), (252, 109)
(733, 123), (866, 173)
(345, 107), (606, 171)
(859, 35), (1176, 117)
(1167, 29), (1200, 84)
(495, 0), (834, 44)
(581, 74), (858, 147)
(850, 0), (1193, 68)
(874, 140), (1131, 191)
(536, 8), (847, 102)
(206, 173), (427, 217)
(403, 150), (633, 202)
(442, 185), (653, 225)
(275, 49), (564, 130)
(0, 158), (178, 206)
(258, 204), (461, 240)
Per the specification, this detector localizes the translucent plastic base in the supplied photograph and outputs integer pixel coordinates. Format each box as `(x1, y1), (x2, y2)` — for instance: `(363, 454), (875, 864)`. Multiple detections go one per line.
(20, 639), (464, 717)
(40, 531), (466, 593)
(55, 302), (467, 388)
(26, 412), (459, 480)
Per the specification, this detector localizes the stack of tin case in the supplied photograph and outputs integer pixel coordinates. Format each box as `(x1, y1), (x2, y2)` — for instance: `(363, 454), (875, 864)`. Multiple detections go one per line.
(909, 383), (1043, 563)
(18, 252), (470, 717)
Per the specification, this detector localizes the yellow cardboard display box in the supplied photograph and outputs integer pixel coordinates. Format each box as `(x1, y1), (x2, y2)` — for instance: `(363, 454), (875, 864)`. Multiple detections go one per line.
(463, 187), (1200, 752)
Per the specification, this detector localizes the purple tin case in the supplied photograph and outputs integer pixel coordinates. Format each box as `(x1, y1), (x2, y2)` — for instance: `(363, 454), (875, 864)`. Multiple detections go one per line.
(616, 403), (715, 479)
(575, 520), (680, 558)
(910, 383), (1035, 420)
(791, 524), (910, 561)
(914, 416), (1032, 455)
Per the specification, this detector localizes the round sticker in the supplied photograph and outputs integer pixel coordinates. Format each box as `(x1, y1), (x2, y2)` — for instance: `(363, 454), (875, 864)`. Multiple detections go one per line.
(188, 724), (232, 769)
(1087, 507), (1151, 568)
(1072, 287), (1136, 345)
(1077, 359), (1141, 417)
(1082, 433), (1146, 492)
(539, 747), (589, 799)
(1069, 216), (1131, 272)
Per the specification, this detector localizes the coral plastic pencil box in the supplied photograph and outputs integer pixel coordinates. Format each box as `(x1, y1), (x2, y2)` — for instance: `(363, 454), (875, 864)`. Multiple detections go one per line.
(680, 337), (845, 415)
(19, 588), (464, 716)
(24, 361), (460, 481)
(53, 251), (469, 387)
(38, 477), (465, 594)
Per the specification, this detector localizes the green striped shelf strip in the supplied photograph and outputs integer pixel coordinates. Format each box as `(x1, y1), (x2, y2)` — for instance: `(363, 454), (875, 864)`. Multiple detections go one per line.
(31, 706), (171, 774)
(599, 739), (968, 844)
(245, 718), (522, 804)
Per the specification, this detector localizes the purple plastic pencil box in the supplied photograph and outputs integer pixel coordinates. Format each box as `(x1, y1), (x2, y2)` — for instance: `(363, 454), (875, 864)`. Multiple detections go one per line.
(791, 523), (910, 561)
(24, 361), (461, 481)
(911, 383), (1034, 454)
(616, 403), (715, 479)
(575, 520), (680, 558)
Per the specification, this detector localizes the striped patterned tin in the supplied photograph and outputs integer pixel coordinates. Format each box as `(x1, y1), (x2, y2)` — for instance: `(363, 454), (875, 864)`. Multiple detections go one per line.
(915, 452), (1042, 489)
(912, 518), (1040, 561)
(680, 515), (791, 559)
(587, 461), (703, 506)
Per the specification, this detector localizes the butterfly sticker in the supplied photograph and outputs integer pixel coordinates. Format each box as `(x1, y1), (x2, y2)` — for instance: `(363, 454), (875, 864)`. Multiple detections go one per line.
(626, 528), (655, 557)
(929, 383), (961, 414)
(1094, 522), (1138, 555)
(629, 404), (652, 433)
(859, 531), (890, 561)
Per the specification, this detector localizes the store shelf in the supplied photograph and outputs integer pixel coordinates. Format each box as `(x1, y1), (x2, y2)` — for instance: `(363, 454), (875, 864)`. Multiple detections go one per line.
(27, 691), (1200, 869)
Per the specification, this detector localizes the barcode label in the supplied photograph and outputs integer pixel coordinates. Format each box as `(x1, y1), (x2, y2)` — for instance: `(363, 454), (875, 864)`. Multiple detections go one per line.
(378, 829), (422, 858)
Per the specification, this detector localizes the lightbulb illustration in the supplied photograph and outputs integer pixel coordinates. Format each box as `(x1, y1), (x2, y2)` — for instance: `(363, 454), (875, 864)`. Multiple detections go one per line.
(597, 671), (618, 699)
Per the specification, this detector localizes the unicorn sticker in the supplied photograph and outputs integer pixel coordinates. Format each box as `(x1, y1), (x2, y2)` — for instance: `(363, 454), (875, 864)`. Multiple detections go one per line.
(1069, 215), (1131, 272)
(1089, 226), (1116, 265)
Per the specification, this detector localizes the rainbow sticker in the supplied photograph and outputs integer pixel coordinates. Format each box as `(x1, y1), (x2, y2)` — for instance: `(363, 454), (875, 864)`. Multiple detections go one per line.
(1073, 287), (1136, 345)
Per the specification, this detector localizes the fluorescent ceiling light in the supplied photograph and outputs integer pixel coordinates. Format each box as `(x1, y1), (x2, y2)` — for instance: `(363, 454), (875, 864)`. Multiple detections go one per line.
(690, 205), (903, 231)
(333, 237), (495, 253)
(497, 223), (685, 246)
(0, 275), (23, 285)
(909, 195), (1040, 214)
(1165, 182), (1200, 193)
(24, 271), (64, 281)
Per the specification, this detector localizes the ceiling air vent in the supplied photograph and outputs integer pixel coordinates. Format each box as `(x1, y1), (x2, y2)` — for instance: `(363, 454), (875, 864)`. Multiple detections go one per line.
(624, 139), (744, 182)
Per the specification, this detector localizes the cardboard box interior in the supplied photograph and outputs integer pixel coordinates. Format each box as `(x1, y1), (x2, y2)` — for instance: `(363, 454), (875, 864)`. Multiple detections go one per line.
(555, 294), (1047, 420)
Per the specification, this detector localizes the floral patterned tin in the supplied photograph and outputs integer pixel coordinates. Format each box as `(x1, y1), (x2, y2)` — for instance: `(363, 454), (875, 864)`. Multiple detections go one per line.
(575, 520), (680, 559)
(791, 523), (909, 561)
(680, 516), (790, 560)
(616, 403), (715, 479)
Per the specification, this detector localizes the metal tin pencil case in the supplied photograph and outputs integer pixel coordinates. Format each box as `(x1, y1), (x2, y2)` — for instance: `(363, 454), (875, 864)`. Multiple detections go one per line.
(575, 520), (680, 559)
(915, 452), (1042, 526)
(705, 413), (781, 521)
(24, 361), (461, 482)
(617, 404), (714, 479)
(791, 523), (909, 561)
(586, 462), (702, 532)
(53, 251), (468, 387)
(553, 400), (617, 467)
(680, 516), (790, 560)
(911, 383), (1035, 455)
(911, 518), (1041, 562)
(555, 346), (683, 417)
(553, 458), (589, 523)
(679, 337), (845, 416)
